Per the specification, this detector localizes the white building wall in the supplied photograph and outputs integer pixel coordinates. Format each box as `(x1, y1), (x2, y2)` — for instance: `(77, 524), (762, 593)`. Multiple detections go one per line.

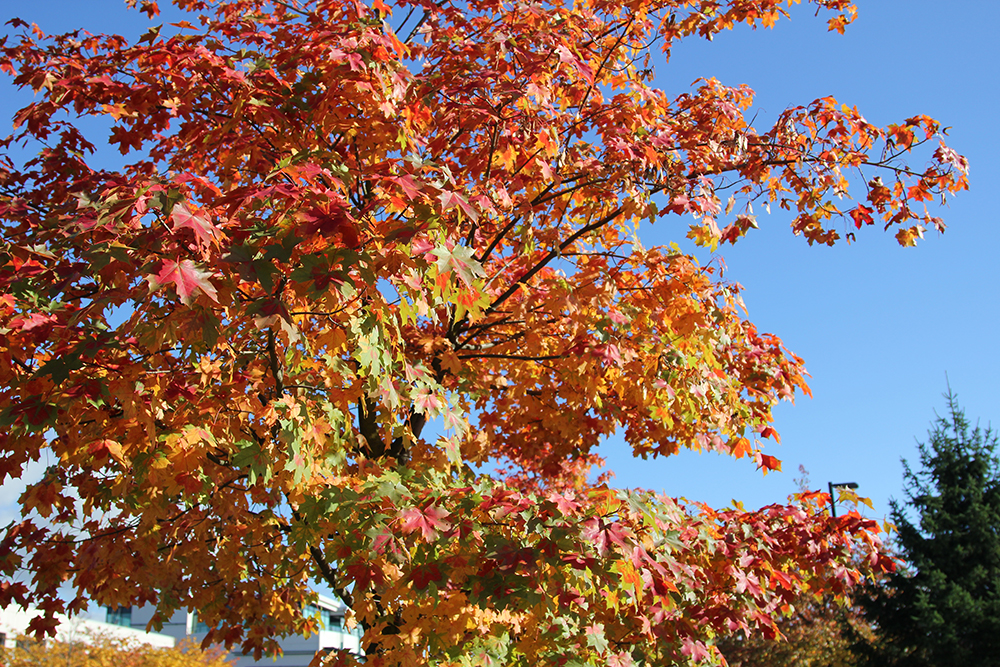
(119, 594), (363, 667)
(1, 593), (361, 666)
(0, 605), (176, 649)
(128, 605), (190, 641)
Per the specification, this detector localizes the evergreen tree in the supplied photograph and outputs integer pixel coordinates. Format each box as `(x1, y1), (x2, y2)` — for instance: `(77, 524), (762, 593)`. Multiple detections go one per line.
(854, 392), (1000, 666)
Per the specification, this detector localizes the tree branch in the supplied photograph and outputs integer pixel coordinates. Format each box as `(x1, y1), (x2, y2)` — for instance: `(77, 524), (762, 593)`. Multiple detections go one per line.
(483, 204), (624, 316)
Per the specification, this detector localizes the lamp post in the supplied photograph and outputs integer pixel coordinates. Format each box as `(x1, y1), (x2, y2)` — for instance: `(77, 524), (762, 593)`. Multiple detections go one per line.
(828, 481), (859, 518)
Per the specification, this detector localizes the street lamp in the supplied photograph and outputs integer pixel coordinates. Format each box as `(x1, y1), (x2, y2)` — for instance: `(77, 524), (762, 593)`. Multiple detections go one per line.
(828, 481), (859, 518)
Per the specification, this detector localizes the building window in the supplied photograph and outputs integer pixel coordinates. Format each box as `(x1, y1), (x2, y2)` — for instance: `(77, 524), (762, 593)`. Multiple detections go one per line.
(106, 606), (132, 627)
(304, 604), (345, 632)
(191, 612), (209, 633)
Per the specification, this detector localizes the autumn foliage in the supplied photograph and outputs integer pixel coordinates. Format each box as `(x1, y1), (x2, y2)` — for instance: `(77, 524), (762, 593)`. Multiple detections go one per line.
(717, 593), (864, 667)
(716, 469), (875, 667)
(1, 634), (230, 667)
(0, 0), (965, 665)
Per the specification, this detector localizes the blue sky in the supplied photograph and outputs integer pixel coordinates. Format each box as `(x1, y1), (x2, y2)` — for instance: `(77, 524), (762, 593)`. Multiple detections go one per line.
(1, 0), (998, 530)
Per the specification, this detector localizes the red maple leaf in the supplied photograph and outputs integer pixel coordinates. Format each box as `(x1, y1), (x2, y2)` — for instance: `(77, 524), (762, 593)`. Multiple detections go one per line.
(171, 202), (221, 247)
(146, 258), (219, 305)
(10, 312), (58, 331)
(399, 504), (452, 542)
(438, 190), (479, 222)
(756, 453), (782, 472)
(408, 563), (444, 590)
(298, 200), (360, 248)
(393, 174), (422, 200)
(582, 517), (632, 557)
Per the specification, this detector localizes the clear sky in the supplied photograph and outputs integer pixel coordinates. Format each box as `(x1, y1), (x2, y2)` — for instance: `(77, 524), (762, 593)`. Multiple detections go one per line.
(1, 0), (998, 530)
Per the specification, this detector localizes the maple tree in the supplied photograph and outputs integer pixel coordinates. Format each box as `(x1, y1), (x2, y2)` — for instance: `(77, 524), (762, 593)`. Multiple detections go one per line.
(0, 0), (966, 665)
(2, 633), (230, 667)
